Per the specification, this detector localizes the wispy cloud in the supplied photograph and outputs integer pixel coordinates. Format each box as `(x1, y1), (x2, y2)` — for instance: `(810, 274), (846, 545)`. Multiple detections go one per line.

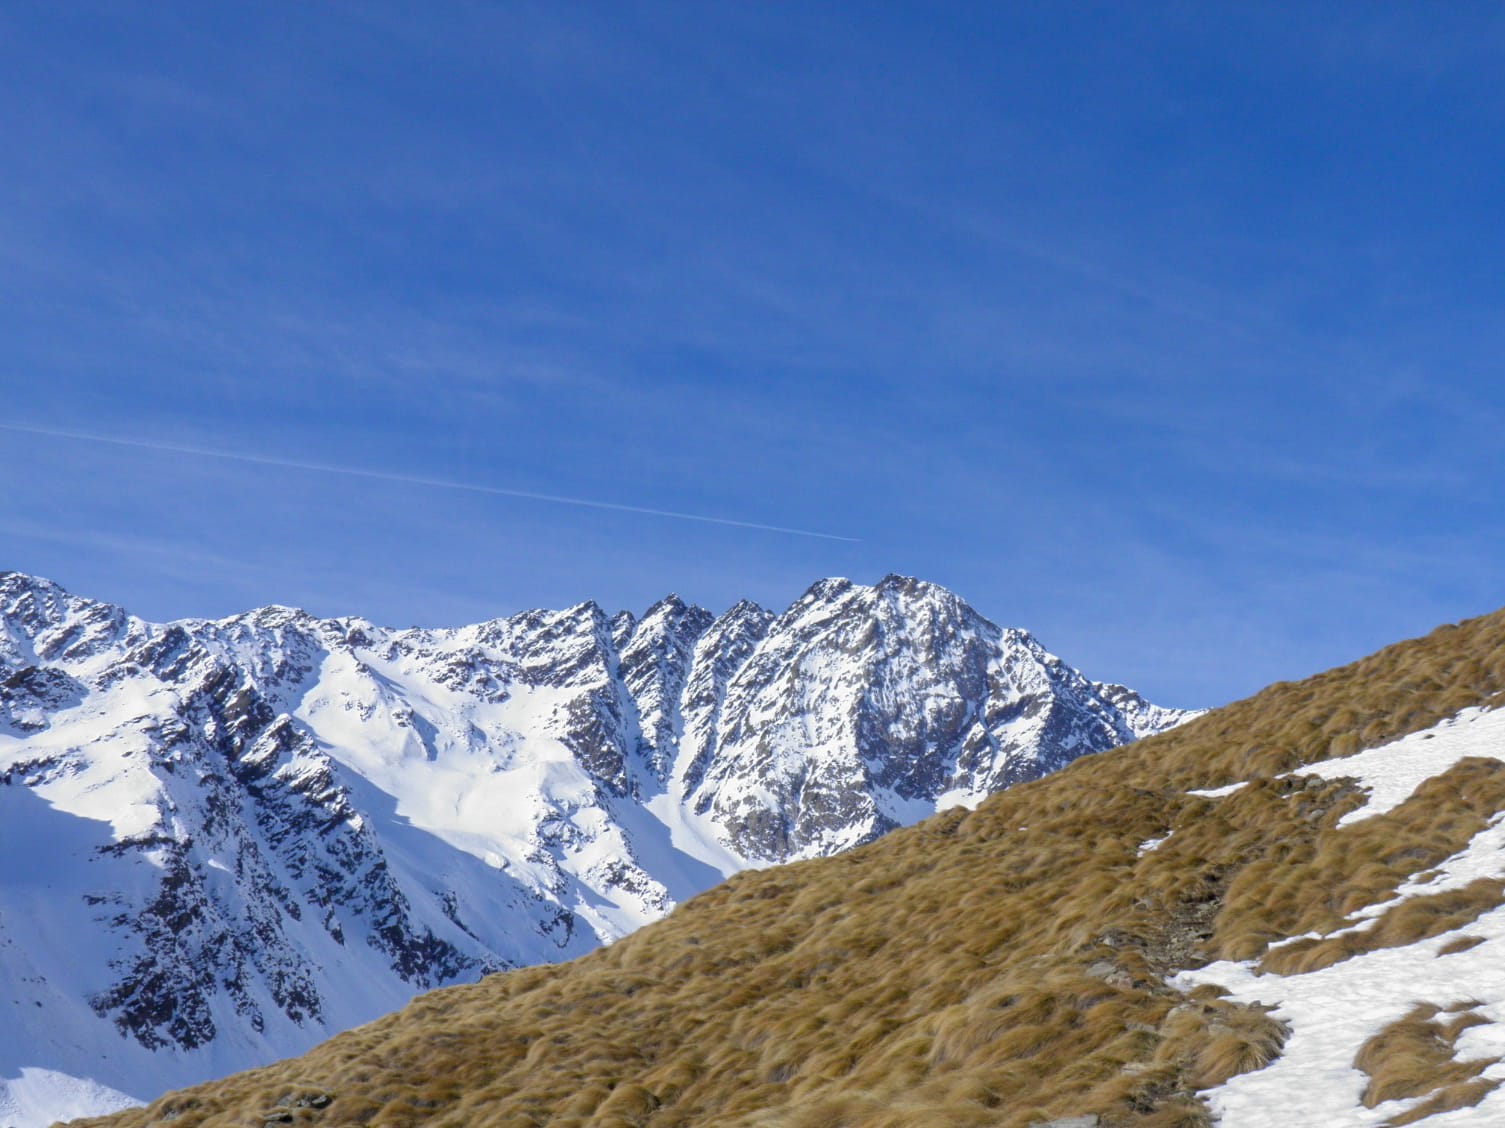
(0, 423), (860, 543)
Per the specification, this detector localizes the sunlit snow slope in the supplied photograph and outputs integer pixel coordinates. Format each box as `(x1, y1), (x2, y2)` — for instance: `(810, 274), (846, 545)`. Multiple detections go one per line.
(1181, 706), (1505, 1126)
(0, 571), (1190, 1123)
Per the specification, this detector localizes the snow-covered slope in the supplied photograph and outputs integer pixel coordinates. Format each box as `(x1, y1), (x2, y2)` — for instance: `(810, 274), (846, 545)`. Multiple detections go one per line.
(0, 570), (1191, 1123)
(1179, 706), (1505, 1126)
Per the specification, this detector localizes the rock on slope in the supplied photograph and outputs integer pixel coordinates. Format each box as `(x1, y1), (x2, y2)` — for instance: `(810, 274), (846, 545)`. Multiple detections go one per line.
(0, 570), (1189, 1119)
(77, 604), (1505, 1128)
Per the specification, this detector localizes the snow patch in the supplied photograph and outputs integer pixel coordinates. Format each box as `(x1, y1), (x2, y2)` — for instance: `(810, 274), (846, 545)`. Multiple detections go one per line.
(1296, 706), (1505, 826)
(1137, 834), (1169, 856)
(1189, 782), (1247, 798)
(0, 1068), (140, 1128)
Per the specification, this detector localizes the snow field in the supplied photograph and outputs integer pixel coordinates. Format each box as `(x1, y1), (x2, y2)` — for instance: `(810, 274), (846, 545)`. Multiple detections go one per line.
(0, 1068), (139, 1128)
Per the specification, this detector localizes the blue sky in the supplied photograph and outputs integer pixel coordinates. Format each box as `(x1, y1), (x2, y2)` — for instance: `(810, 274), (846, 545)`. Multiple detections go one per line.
(3, 2), (1504, 708)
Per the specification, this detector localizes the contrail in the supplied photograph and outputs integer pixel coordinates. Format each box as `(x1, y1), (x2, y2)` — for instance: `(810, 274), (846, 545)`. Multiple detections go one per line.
(0, 423), (861, 543)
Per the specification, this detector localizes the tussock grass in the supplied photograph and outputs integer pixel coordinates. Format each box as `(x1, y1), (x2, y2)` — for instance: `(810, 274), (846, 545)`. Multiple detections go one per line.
(1260, 878), (1505, 975)
(75, 607), (1505, 1127)
(1354, 1003), (1500, 1125)
(1437, 934), (1487, 957)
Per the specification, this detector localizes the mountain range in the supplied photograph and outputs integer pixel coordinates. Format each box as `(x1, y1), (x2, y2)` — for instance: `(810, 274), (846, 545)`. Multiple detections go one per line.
(0, 570), (1192, 1123)
(74, 600), (1505, 1127)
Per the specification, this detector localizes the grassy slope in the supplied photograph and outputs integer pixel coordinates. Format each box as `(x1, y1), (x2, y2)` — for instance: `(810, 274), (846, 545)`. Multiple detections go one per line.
(75, 608), (1505, 1128)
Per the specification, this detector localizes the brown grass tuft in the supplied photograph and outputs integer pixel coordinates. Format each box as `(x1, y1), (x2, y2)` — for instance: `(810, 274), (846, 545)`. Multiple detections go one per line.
(1259, 878), (1505, 975)
(1354, 1002), (1501, 1125)
(1437, 934), (1487, 957)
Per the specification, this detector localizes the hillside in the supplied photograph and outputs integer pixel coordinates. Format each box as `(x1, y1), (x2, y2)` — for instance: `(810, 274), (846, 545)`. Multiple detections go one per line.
(0, 571), (1189, 1119)
(73, 606), (1505, 1126)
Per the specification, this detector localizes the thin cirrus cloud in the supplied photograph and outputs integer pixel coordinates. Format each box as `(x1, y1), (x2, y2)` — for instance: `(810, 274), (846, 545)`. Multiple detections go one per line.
(0, 423), (861, 544)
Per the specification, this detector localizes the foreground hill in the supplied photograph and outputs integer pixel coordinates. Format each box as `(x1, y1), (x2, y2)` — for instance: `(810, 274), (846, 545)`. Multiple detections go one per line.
(78, 604), (1505, 1127)
(0, 571), (1187, 1118)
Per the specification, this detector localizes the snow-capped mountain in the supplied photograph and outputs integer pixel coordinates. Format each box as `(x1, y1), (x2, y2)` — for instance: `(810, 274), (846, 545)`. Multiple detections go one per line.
(0, 570), (1193, 1118)
(81, 601), (1505, 1128)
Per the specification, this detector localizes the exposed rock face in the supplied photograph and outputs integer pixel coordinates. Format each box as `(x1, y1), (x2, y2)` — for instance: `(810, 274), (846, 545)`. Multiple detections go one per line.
(689, 574), (1185, 860)
(0, 570), (1194, 1106)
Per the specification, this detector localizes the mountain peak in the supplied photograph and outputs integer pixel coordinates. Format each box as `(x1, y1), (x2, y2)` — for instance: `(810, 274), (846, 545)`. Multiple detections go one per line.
(798, 576), (856, 603)
(874, 571), (941, 597)
(721, 597), (770, 618)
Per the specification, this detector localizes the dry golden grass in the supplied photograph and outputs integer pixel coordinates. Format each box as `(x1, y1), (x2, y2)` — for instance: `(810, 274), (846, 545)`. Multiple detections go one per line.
(1437, 934), (1487, 957)
(71, 606), (1505, 1128)
(1354, 1002), (1500, 1125)
(1259, 877), (1505, 975)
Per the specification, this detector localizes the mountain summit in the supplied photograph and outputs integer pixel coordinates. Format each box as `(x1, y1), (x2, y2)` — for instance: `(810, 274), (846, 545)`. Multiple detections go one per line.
(0, 571), (1189, 1117)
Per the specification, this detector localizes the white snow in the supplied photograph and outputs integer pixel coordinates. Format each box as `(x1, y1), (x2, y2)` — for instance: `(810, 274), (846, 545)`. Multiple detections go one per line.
(1189, 781), (1248, 798)
(935, 787), (986, 812)
(1180, 705), (1505, 1126)
(0, 679), (170, 843)
(0, 1068), (140, 1128)
(1296, 706), (1505, 826)
(1137, 834), (1169, 856)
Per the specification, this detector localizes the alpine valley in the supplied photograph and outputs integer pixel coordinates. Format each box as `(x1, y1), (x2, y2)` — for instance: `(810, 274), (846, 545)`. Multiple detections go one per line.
(0, 571), (1194, 1125)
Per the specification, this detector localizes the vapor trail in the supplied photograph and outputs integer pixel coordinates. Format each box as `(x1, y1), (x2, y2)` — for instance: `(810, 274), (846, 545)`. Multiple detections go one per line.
(0, 423), (860, 543)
